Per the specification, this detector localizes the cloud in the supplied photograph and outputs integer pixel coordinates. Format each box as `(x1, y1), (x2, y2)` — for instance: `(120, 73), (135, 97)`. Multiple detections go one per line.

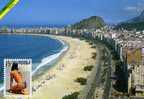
(124, 2), (144, 13)
(125, 6), (137, 10)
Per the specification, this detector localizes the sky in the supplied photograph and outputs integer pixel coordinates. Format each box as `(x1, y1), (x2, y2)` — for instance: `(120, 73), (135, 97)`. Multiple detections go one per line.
(0, 0), (144, 26)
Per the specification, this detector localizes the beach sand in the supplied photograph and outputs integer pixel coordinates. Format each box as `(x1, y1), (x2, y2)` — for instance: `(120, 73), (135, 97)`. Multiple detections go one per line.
(31, 36), (96, 99)
(2, 35), (96, 99)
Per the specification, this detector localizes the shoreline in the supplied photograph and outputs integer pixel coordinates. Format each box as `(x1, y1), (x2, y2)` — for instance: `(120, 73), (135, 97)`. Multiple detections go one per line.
(32, 44), (69, 81)
(32, 39), (68, 75)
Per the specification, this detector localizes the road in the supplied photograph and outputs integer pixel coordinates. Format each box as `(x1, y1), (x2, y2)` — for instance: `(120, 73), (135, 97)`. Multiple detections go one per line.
(78, 43), (112, 99)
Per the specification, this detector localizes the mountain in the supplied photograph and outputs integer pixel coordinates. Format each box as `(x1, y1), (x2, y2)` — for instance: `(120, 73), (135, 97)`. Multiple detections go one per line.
(115, 10), (144, 30)
(71, 16), (105, 29)
(127, 10), (144, 23)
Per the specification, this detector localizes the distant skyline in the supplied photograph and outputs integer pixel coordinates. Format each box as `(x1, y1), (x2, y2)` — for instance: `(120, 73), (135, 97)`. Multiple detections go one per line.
(0, 0), (144, 26)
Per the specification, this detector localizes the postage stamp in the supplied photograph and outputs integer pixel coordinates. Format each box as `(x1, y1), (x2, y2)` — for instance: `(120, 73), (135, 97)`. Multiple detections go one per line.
(4, 59), (32, 97)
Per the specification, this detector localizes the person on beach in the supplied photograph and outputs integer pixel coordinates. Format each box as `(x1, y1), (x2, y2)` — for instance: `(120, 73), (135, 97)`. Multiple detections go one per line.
(7, 62), (28, 95)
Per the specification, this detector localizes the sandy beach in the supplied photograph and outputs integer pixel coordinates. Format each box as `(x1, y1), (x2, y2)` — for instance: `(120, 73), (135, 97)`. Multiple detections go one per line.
(31, 35), (96, 99)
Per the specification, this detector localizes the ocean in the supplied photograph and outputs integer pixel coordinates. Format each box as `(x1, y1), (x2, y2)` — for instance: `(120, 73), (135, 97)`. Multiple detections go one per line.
(0, 34), (68, 90)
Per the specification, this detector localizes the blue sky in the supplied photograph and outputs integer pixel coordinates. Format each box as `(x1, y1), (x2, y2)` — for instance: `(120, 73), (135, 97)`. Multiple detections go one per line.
(0, 0), (144, 26)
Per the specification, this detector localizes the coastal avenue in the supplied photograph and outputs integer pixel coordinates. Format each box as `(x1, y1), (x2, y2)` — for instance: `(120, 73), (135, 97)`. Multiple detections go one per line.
(78, 43), (112, 99)
(79, 41), (128, 99)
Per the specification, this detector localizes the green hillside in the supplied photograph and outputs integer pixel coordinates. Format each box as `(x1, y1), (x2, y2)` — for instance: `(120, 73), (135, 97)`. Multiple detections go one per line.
(71, 16), (105, 29)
